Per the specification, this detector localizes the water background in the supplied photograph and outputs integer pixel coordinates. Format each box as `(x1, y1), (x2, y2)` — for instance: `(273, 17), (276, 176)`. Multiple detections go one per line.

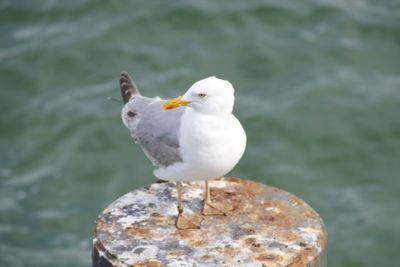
(1, 1), (400, 266)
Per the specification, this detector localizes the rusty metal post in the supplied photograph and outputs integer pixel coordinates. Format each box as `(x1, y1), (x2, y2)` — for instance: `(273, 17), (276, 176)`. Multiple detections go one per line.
(92, 177), (327, 267)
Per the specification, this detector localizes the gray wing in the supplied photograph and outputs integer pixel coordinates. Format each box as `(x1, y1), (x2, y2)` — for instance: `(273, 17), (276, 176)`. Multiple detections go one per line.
(122, 96), (185, 167)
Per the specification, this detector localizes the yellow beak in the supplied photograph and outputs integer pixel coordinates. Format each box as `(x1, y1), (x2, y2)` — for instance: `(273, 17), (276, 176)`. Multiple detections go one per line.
(163, 96), (191, 110)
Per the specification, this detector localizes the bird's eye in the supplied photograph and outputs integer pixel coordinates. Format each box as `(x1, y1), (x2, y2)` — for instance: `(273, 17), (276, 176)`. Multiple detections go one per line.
(198, 93), (206, 98)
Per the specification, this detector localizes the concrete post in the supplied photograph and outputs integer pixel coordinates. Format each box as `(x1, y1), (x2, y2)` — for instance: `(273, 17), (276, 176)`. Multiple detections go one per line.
(92, 177), (327, 267)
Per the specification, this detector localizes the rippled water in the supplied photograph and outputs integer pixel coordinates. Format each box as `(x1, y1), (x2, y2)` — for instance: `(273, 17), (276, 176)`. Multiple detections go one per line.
(1, 1), (400, 266)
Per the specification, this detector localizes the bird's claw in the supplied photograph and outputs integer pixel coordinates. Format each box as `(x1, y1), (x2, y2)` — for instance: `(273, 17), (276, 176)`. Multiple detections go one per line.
(176, 212), (203, 230)
(202, 201), (227, 216)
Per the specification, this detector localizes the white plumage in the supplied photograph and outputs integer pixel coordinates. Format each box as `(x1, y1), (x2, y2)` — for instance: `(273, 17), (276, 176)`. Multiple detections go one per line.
(122, 75), (246, 182)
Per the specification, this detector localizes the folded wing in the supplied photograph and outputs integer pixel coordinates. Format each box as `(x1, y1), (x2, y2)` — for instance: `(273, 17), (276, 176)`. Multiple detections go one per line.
(120, 72), (185, 167)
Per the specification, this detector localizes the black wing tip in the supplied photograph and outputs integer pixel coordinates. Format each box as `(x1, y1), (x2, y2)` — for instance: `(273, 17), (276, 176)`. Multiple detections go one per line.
(119, 71), (140, 104)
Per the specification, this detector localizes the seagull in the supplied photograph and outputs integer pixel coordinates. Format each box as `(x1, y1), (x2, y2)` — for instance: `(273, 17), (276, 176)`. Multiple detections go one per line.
(120, 72), (246, 229)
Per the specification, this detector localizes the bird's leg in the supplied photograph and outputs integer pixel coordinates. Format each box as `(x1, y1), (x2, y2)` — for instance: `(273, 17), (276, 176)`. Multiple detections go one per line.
(177, 181), (184, 214)
(202, 180), (226, 216)
(175, 182), (202, 229)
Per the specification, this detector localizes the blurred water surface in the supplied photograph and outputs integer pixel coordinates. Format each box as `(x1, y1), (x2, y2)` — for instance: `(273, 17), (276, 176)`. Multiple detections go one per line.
(1, 0), (400, 266)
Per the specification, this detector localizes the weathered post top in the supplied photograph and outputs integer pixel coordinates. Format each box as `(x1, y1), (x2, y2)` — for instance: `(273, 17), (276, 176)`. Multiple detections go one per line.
(92, 177), (327, 267)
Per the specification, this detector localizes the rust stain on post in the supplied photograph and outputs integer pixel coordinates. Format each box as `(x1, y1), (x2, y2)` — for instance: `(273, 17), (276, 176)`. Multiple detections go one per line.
(92, 177), (327, 267)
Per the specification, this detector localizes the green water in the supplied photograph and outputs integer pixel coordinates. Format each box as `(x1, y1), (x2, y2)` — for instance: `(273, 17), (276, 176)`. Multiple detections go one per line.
(1, 1), (400, 266)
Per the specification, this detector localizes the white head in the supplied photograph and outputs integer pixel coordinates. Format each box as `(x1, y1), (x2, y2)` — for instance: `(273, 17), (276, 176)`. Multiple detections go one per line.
(164, 76), (235, 115)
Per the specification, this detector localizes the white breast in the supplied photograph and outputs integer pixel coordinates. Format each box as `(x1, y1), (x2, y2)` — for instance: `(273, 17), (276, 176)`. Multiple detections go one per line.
(177, 109), (247, 180)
